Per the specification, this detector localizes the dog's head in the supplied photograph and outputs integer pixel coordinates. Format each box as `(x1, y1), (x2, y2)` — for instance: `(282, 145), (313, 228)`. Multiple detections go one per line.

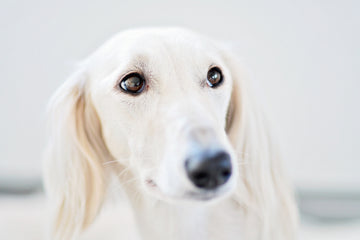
(45, 28), (264, 239)
(89, 28), (239, 201)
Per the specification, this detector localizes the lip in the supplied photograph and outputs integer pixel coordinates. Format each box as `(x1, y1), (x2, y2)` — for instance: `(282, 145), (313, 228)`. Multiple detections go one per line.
(145, 179), (157, 188)
(186, 191), (221, 201)
(145, 178), (231, 201)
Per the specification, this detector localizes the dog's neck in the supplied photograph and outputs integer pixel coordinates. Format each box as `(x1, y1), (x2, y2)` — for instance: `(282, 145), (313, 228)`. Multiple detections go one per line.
(134, 199), (209, 240)
(121, 184), (246, 240)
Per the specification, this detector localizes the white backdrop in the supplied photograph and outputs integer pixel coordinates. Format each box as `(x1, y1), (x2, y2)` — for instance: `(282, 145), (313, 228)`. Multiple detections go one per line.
(1, 0), (359, 191)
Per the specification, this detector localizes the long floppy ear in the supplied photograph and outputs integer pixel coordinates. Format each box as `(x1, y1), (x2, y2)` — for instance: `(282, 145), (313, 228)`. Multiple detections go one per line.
(44, 70), (112, 240)
(224, 51), (298, 239)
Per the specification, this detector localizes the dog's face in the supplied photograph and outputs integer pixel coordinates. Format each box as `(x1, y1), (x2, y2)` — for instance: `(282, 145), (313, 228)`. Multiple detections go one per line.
(46, 28), (298, 240)
(87, 29), (237, 201)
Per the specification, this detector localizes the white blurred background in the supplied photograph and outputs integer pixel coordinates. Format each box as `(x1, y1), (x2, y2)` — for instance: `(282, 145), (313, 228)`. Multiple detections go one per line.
(0, 0), (359, 239)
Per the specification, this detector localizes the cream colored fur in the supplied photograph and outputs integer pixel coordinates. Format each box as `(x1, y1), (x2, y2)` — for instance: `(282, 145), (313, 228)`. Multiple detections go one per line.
(44, 27), (298, 240)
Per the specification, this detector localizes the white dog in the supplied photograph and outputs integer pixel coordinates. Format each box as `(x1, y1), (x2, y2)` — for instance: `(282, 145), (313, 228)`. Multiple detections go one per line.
(44, 28), (298, 240)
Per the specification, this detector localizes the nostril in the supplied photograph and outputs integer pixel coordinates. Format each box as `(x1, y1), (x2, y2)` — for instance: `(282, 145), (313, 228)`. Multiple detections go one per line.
(193, 172), (209, 181)
(185, 150), (232, 190)
(192, 171), (210, 188)
(221, 169), (231, 178)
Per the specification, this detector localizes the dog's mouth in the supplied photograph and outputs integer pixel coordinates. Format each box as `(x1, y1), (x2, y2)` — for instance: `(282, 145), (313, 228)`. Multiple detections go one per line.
(184, 190), (226, 201)
(145, 179), (157, 188)
(145, 178), (232, 202)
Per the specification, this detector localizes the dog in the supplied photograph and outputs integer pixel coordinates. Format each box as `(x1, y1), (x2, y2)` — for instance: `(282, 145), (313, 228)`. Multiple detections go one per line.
(44, 27), (298, 240)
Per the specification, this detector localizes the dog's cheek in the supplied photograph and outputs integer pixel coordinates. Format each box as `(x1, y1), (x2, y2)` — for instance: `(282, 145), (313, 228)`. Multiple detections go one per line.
(102, 124), (131, 163)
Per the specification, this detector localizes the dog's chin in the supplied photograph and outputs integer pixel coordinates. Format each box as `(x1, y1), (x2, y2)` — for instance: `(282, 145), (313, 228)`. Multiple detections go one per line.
(144, 179), (235, 203)
(184, 188), (233, 201)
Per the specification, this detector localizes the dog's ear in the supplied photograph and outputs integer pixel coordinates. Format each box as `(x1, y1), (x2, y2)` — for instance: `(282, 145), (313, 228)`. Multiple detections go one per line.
(44, 70), (111, 239)
(223, 50), (298, 238)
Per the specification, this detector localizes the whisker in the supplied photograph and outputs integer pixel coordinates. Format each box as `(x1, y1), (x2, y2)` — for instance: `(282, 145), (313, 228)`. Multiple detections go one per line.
(117, 175), (142, 186)
(103, 160), (120, 166)
(117, 166), (132, 179)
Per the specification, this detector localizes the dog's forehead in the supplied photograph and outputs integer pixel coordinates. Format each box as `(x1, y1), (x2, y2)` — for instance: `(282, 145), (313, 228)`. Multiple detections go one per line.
(114, 28), (218, 53)
(91, 28), (222, 67)
(86, 28), (226, 86)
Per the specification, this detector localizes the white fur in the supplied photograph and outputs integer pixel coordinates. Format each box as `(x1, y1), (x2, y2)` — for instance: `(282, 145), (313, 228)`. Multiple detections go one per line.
(44, 27), (298, 240)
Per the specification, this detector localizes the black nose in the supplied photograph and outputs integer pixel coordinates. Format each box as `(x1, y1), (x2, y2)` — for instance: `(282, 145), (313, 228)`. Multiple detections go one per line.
(185, 150), (232, 190)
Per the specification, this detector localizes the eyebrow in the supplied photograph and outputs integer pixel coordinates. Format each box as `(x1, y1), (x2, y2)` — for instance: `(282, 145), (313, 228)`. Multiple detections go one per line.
(118, 54), (158, 87)
(121, 53), (150, 74)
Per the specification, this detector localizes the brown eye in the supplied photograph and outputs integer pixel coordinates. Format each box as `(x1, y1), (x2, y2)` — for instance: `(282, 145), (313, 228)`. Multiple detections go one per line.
(119, 73), (145, 94)
(206, 67), (223, 88)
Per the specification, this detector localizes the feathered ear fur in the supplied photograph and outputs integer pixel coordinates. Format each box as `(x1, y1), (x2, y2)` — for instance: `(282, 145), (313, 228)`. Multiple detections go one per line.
(44, 70), (112, 240)
(224, 51), (298, 239)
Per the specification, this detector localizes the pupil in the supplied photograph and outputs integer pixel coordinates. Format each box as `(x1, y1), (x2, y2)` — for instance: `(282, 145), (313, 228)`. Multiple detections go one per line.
(128, 77), (140, 88)
(212, 72), (218, 80)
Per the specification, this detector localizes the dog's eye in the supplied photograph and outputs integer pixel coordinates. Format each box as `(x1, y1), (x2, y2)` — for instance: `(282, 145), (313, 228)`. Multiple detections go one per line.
(119, 73), (145, 94)
(206, 67), (223, 88)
